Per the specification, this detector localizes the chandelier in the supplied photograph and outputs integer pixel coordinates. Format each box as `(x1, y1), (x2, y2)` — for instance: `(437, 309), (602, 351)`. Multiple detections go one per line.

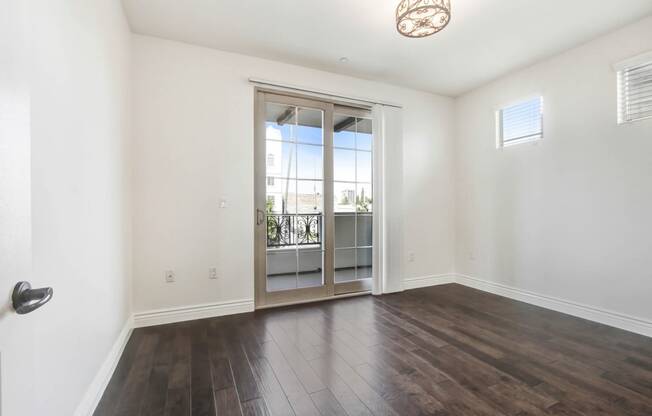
(396, 0), (451, 38)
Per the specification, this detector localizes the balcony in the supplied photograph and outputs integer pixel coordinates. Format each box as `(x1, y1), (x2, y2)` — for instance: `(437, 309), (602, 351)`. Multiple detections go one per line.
(266, 213), (372, 291)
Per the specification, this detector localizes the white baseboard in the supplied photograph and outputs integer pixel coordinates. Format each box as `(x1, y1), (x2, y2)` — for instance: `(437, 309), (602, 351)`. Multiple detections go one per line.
(455, 274), (652, 338)
(403, 274), (456, 291)
(133, 298), (255, 328)
(74, 317), (133, 416)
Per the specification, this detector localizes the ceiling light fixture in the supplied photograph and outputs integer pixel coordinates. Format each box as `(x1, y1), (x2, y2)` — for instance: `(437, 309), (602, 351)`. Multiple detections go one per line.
(396, 0), (451, 38)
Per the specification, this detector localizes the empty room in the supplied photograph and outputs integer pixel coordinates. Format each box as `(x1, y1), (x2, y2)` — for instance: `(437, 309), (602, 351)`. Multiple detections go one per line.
(2, 1), (652, 415)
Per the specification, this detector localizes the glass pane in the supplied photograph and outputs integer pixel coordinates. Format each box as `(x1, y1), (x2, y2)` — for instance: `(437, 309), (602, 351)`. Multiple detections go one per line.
(334, 182), (355, 213)
(334, 214), (355, 248)
(356, 215), (372, 247)
(265, 103), (295, 141)
(356, 118), (373, 151)
(266, 141), (296, 179)
(357, 151), (372, 183)
(297, 144), (323, 180)
(266, 179), (296, 214)
(298, 250), (323, 288)
(356, 248), (373, 280)
(334, 115), (356, 148)
(335, 249), (356, 283)
(296, 214), (323, 248)
(356, 183), (372, 213)
(297, 108), (323, 145)
(334, 148), (356, 182)
(267, 250), (297, 292)
(297, 180), (322, 214)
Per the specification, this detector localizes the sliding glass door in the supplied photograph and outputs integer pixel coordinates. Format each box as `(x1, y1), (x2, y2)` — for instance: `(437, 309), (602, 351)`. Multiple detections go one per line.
(255, 92), (373, 307)
(332, 107), (374, 295)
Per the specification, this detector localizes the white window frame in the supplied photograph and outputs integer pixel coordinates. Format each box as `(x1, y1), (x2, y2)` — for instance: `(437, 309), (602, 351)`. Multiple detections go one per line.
(614, 51), (652, 125)
(496, 95), (544, 149)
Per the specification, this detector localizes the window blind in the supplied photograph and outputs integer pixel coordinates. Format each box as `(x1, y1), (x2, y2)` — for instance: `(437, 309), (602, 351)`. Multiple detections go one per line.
(498, 96), (543, 147)
(618, 60), (652, 124)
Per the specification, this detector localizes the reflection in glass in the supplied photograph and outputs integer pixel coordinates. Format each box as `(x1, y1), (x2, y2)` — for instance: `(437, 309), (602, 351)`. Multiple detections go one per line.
(298, 250), (324, 288)
(356, 215), (372, 246)
(297, 108), (323, 145)
(297, 180), (322, 214)
(334, 214), (355, 248)
(265, 103), (295, 141)
(266, 140), (296, 179)
(266, 179), (296, 214)
(334, 182), (356, 213)
(334, 148), (356, 182)
(334, 249), (356, 283)
(356, 183), (372, 213)
(266, 251), (297, 292)
(356, 118), (373, 150)
(333, 118), (356, 148)
(356, 151), (372, 183)
(356, 248), (373, 279)
(297, 144), (323, 180)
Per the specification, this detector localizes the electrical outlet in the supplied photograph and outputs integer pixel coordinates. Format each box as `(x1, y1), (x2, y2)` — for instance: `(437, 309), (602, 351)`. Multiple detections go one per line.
(165, 270), (175, 283)
(408, 252), (415, 262)
(209, 267), (218, 279)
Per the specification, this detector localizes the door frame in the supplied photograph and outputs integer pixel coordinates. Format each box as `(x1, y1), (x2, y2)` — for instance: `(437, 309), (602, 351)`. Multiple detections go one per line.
(254, 89), (376, 308)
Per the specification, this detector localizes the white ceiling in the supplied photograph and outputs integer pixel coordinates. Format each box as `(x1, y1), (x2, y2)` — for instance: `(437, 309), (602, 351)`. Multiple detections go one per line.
(122, 0), (652, 97)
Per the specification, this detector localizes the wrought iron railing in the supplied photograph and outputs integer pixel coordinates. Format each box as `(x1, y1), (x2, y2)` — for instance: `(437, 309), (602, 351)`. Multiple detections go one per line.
(267, 214), (322, 248)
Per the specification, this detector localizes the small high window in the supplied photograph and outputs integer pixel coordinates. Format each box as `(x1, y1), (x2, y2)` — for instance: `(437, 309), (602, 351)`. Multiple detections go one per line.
(496, 96), (543, 148)
(616, 52), (652, 124)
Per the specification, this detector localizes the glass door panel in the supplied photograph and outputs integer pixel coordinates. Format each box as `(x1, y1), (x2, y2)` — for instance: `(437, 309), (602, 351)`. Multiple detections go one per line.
(263, 98), (327, 297)
(333, 112), (373, 293)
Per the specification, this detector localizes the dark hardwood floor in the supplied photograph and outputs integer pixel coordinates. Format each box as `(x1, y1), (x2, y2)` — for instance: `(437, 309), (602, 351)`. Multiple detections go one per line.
(94, 284), (652, 416)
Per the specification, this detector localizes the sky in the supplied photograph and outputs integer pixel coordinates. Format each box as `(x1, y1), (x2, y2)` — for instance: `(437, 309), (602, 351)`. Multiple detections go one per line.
(266, 121), (373, 214)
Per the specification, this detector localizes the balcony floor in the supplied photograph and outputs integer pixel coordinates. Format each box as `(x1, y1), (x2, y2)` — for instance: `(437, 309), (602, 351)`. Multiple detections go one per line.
(267, 267), (371, 292)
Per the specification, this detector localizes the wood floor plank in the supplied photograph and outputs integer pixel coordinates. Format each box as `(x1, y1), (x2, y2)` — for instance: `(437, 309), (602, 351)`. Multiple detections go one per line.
(241, 398), (270, 416)
(267, 321), (327, 394)
(164, 332), (192, 416)
(312, 352), (398, 416)
(112, 333), (159, 416)
(140, 329), (174, 416)
(308, 356), (374, 416)
(190, 328), (216, 416)
(249, 356), (296, 416)
(310, 389), (349, 416)
(221, 325), (265, 404)
(215, 387), (244, 416)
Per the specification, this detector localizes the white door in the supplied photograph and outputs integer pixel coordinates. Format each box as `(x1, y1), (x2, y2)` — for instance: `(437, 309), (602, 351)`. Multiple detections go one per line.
(0, 1), (37, 414)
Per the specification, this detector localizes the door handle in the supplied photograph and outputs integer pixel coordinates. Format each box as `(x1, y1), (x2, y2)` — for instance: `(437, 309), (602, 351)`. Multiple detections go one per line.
(256, 209), (265, 226)
(12, 281), (53, 315)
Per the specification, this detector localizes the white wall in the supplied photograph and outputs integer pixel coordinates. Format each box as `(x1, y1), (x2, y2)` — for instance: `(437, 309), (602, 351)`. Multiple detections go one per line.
(29, 1), (132, 414)
(455, 16), (652, 322)
(131, 35), (455, 313)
